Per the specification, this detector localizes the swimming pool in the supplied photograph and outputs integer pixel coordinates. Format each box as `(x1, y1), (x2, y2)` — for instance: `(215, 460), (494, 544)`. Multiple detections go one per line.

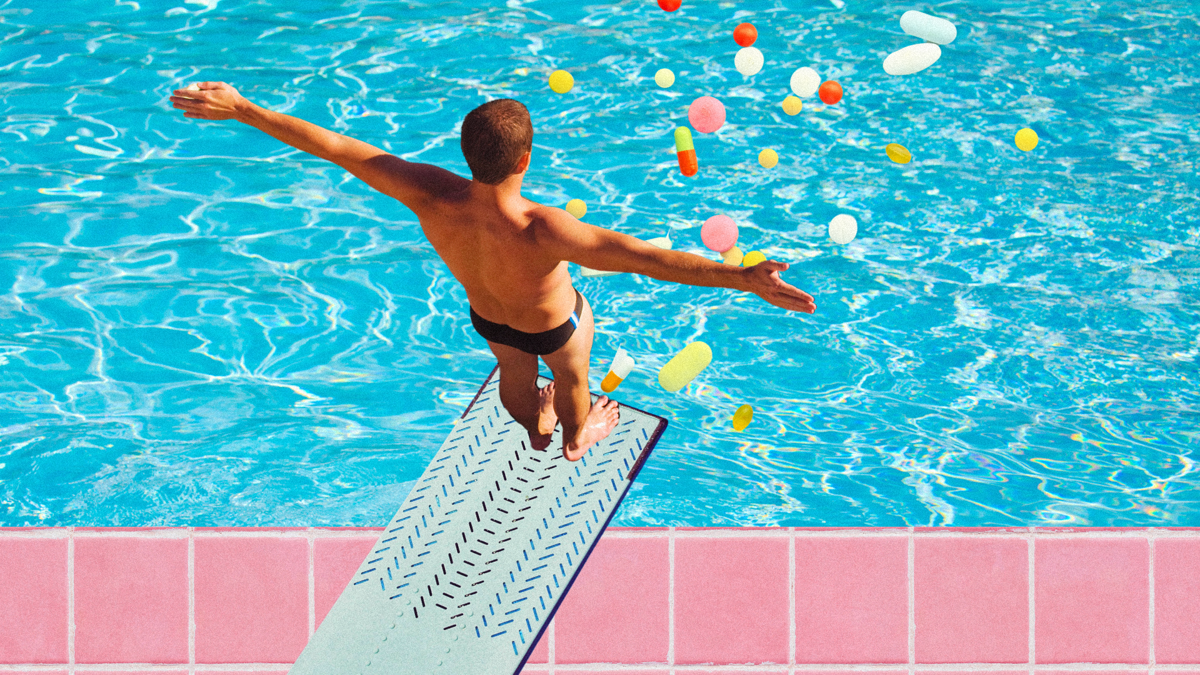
(1, 0), (1196, 528)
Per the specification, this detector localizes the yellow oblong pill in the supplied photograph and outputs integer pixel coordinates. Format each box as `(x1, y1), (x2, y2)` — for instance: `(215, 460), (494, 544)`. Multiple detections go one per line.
(732, 404), (753, 431)
(885, 143), (911, 164)
(658, 341), (712, 392)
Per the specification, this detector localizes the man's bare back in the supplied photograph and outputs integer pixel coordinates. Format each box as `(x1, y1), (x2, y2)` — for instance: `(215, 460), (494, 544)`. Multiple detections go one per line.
(168, 82), (816, 461)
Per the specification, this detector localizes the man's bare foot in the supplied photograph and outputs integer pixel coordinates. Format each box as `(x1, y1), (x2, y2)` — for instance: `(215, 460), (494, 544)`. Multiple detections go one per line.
(563, 396), (620, 462)
(528, 382), (558, 451)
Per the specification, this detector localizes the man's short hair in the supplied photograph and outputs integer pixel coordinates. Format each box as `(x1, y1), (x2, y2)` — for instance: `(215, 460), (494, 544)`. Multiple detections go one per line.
(460, 98), (533, 185)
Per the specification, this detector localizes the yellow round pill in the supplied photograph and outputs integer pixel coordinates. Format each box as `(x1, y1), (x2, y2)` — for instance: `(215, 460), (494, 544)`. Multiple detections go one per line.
(548, 69), (574, 94)
(742, 250), (766, 267)
(732, 404), (753, 432)
(781, 95), (802, 116)
(758, 148), (778, 168)
(565, 199), (586, 219)
(654, 68), (675, 88)
(721, 246), (743, 266)
(658, 341), (712, 393)
(1015, 127), (1038, 151)
(885, 143), (911, 164)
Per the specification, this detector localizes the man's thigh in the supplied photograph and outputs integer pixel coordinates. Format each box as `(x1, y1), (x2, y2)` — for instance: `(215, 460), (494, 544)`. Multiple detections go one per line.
(540, 293), (595, 382)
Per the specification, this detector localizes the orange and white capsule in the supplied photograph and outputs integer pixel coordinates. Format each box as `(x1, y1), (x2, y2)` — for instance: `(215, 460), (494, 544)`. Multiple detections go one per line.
(600, 348), (636, 393)
(674, 127), (698, 176)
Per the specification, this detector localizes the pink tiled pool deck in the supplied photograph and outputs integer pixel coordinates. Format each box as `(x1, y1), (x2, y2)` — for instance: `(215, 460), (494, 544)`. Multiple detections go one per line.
(2, 526), (1199, 674)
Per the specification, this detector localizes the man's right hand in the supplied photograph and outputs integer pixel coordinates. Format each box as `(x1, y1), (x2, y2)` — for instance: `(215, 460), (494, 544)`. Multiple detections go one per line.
(169, 82), (250, 122)
(742, 260), (816, 314)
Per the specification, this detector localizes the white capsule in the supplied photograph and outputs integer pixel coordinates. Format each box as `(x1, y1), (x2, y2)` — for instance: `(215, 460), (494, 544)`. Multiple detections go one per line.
(899, 10), (957, 45)
(883, 43), (942, 76)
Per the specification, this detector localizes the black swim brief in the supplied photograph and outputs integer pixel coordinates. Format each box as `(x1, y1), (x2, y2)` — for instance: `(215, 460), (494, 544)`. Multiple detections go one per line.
(470, 289), (584, 356)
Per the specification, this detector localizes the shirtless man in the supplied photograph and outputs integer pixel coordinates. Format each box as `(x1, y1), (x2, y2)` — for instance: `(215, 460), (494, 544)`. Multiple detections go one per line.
(169, 83), (817, 462)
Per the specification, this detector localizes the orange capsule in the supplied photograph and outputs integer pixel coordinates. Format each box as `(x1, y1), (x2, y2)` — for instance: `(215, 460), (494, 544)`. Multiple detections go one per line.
(674, 127), (698, 176)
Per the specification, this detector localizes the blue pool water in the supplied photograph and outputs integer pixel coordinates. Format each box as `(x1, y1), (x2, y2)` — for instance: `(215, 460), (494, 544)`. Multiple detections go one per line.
(1, 0), (1197, 528)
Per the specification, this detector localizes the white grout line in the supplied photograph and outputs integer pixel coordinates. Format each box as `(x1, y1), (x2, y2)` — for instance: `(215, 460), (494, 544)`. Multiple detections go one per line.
(189, 526), (196, 675)
(908, 526), (916, 675)
(67, 527), (74, 675)
(1028, 530), (1036, 672)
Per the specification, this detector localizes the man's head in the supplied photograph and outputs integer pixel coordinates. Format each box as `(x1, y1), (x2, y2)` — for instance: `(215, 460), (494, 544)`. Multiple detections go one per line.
(460, 98), (533, 185)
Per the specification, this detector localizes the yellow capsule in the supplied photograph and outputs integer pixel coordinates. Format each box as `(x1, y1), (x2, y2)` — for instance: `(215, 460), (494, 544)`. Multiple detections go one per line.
(658, 342), (712, 393)
(732, 404), (753, 431)
(885, 143), (911, 164)
(742, 250), (766, 267)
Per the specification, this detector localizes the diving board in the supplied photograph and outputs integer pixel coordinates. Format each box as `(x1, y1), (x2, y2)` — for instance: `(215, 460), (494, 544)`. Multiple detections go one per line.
(288, 365), (668, 675)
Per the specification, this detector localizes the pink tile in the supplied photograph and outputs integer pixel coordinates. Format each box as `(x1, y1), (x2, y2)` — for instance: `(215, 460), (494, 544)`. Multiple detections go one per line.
(795, 536), (908, 664)
(914, 536), (1028, 663)
(691, 671), (787, 675)
(675, 535), (789, 665)
(560, 672), (667, 675)
(0, 536), (68, 664)
(1034, 537), (1149, 664)
(314, 534), (377, 629)
(75, 672), (188, 675)
(526, 622), (548, 663)
(1037, 671), (1147, 675)
(74, 536), (189, 664)
(1154, 537), (1200, 663)
(798, 671), (906, 675)
(916, 667), (1022, 672)
(555, 536), (669, 664)
(194, 536), (309, 664)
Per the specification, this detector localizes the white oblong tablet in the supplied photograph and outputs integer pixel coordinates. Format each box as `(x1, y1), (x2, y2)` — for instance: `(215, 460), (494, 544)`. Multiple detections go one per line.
(883, 42), (942, 76)
(829, 214), (857, 244)
(790, 66), (821, 97)
(900, 10), (957, 45)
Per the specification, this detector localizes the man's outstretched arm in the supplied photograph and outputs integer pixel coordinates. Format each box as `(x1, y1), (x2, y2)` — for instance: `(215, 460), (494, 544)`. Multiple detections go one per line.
(536, 208), (817, 314)
(168, 81), (446, 212)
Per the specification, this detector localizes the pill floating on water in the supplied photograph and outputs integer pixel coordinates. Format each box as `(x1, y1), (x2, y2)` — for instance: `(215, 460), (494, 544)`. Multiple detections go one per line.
(688, 96), (725, 133)
(1015, 127), (1039, 151)
(734, 46), (764, 76)
(548, 70), (574, 93)
(883, 43), (941, 76)
(565, 199), (586, 218)
(654, 68), (675, 88)
(899, 10), (957, 45)
(701, 214), (738, 252)
(733, 22), (757, 47)
(721, 246), (744, 266)
(818, 80), (843, 104)
(674, 127), (698, 176)
(758, 148), (778, 168)
(781, 95), (802, 115)
(885, 143), (911, 164)
(790, 67), (820, 97)
(829, 214), (858, 244)
(659, 341), (713, 393)
(732, 404), (753, 431)
(658, 0), (681, 10)
(601, 348), (636, 393)
(742, 250), (766, 267)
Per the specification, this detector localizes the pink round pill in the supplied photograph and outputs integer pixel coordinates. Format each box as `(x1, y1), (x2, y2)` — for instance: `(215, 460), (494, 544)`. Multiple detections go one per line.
(688, 96), (726, 134)
(701, 215), (738, 252)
